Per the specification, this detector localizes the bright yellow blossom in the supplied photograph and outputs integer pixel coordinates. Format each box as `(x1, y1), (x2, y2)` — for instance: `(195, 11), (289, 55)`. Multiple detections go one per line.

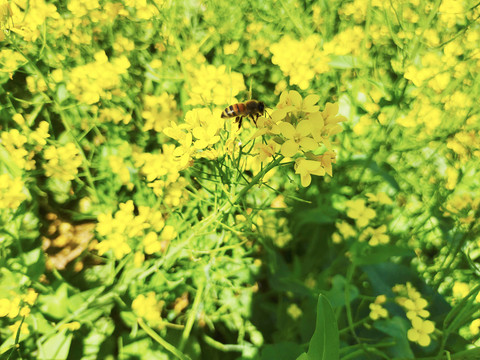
(9, 320), (29, 335)
(470, 319), (480, 336)
(66, 51), (130, 104)
(359, 225), (390, 246)
(132, 292), (164, 328)
(278, 121), (317, 157)
(270, 35), (330, 89)
(0, 175), (27, 209)
(43, 143), (83, 181)
(407, 317), (435, 347)
(403, 297), (430, 320)
(346, 199), (376, 227)
(294, 158), (326, 187)
(185, 64), (245, 106)
(369, 303), (388, 320)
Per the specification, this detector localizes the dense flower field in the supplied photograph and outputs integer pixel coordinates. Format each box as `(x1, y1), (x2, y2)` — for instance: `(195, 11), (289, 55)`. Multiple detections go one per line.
(1, 0), (480, 359)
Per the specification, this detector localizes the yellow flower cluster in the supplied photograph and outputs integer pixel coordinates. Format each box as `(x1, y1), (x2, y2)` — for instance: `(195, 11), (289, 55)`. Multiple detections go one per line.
(109, 155), (132, 189)
(1, 129), (36, 171)
(333, 193), (393, 245)
(132, 292), (164, 328)
(185, 64), (245, 106)
(323, 27), (366, 57)
(66, 51), (130, 104)
(0, 49), (26, 78)
(265, 91), (344, 187)
(95, 200), (176, 260)
(443, 194), (479, 226)
(257, 214), (292, 248)
(98, 107), (132, 125)
(346, 199), (376, 227)
(447, 130), (480, 164)
(165, 91), (344, 188)
(133, 144), (189, 205)
(369, 295), (388, 320)
(270, 35), (330, 90)
(396, 96), (442, 134)
(142, 93), (179, 132)
(394, 282), (435, 347)
(0, 174), (27, 210)
(0, 288), (38, 335)
(43, 143), (83, 182)
(438, 0), (466, 28)
(125, 0), (163, 20)
(163, 107), (225, 163)
(1, 116), (50, 170)
(0, 0), (13, 33)
(3, 0), (59, 42)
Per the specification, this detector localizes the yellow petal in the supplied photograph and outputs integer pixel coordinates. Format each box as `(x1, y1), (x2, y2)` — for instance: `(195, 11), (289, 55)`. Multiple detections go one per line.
(304, 94), (320, 108)
(296, 120), (313, 136)
(281, 140), (299, 157)
(289, 90), (302, 107)
(299, 137), (318, 151)
(300, 172), (312, 187)
(278, 122), (296, 138)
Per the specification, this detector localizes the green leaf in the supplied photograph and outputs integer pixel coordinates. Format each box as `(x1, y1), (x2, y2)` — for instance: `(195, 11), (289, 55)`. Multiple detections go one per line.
(296, 295), (339, 360)
(23, 248), (45, 280)
(328, 55), (368, 69)
(38, 329), (72, 360)
(261, 342), (303, 360)
(374, 317), (413, 358)
(352, 244), (414, 265)
(38, 283), (70, 320)
(323, 275), (359, 308)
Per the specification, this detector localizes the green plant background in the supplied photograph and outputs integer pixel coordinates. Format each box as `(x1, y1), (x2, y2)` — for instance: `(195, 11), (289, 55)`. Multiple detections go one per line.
(1, 0), (479, 359)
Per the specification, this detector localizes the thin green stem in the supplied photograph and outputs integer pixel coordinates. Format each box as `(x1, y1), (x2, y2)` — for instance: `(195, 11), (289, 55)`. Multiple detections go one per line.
(179, 277), (205, 351)
(138, 318), (191, 360)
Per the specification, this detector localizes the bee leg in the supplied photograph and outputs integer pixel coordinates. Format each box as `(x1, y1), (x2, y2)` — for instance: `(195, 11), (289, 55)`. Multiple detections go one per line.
(250, 114), (258, 126)
(236, 117), (243, 129)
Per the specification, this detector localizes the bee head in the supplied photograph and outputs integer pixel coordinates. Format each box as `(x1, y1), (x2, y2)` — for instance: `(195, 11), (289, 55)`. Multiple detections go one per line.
(258, 102), (265, 113)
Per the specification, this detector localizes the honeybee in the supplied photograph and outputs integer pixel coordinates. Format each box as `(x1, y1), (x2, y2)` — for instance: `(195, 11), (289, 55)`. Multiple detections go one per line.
(221, 100), (266, 129)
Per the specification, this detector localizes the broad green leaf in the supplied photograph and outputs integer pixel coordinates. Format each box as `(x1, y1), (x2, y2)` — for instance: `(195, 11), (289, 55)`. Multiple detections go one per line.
(324, 275), (359, 308)
(37, 329), (72, 360)
(296, 295), (339, 360)
(374, 317), (414, 359)
(261, 342), (303, 360)
(38, 283), (70, 320)
(352, 244), (414, 265)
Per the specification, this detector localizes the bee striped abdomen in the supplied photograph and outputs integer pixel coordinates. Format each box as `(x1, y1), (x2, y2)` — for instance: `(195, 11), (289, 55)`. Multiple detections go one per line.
(221, 103), (246, 118)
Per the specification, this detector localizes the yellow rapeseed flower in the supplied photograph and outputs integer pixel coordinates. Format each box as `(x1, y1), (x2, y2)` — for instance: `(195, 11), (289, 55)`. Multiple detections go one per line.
(132, 292), (164, 328)
(346, 199), (376, 227)
(43, 143), (82, 182)
(359, 225), (390, 246)
(142, 93), (179, 132)
(278, 121), (317, 157)
(0, 298), (11, 317)
(270, 35), (329, 90)
(9, 320), (29, 335)
(66, 52), (130, 104)
(185, 64), (245, 106)
(369, 303), (388, 320)
(0, 175), (27, 209)
(407, 316), (435, 347)
(470, 319), (480, 336)
(294, 158), (326, 187)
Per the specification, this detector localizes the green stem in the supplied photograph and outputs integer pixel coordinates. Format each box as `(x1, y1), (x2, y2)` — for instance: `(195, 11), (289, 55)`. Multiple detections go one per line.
(179, 277), (205, 351)
(138, 318), (191, 360)
(220, 155), (284, 214)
